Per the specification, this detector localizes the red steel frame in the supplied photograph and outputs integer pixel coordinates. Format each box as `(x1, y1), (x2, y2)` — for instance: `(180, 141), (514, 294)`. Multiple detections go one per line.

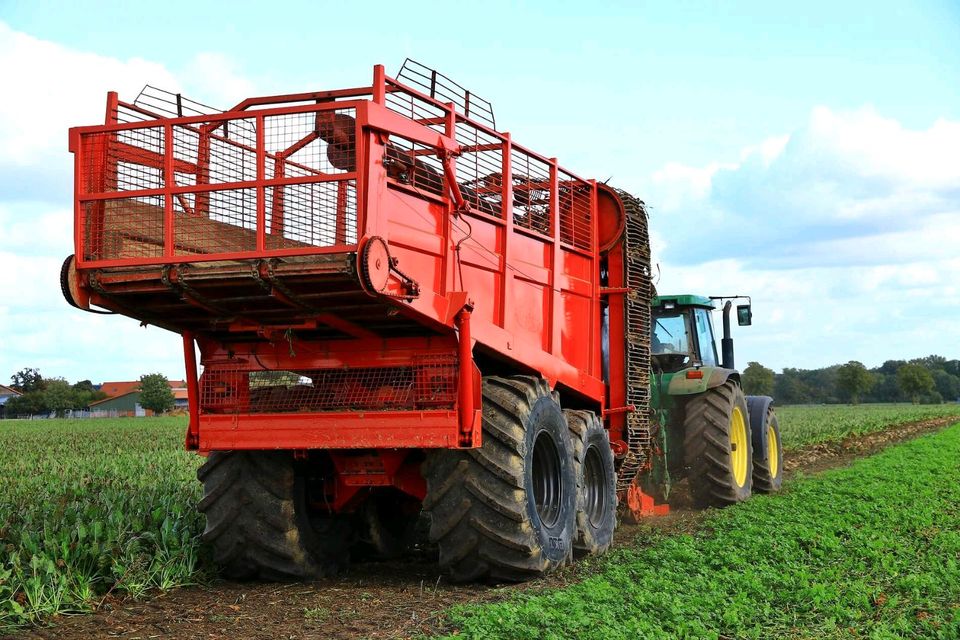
(69, 66), (617, 502)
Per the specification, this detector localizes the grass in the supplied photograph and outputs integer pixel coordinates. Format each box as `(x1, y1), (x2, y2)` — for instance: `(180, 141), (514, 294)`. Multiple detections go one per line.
(0, 417), (202, 629)
(776, 403), (960, 448)
(441, 422), (960, 639)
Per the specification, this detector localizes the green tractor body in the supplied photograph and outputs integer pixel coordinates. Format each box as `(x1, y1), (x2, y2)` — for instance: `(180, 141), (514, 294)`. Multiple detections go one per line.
(644, 294), (782, 505)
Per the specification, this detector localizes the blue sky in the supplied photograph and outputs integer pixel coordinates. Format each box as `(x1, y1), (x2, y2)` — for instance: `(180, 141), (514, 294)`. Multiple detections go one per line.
(0, 1), (958, 383)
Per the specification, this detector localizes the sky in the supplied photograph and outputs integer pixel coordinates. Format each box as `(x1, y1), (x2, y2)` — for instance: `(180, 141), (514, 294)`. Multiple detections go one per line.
(0, 0), (958, 384)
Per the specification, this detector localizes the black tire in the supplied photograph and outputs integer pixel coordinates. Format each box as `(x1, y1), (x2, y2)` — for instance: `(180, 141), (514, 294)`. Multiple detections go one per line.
(683, 381), (753, 507)
(752, 408), (783, 493)
(197, 451), (352, 580)
(565, 410), (617, 557)
(422, 376), (576, 582)
(356, 491), (420, 560)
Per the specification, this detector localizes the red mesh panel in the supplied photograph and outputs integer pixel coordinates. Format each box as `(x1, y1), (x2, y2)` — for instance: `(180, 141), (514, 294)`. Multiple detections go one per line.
(83, 196), (166, 261)
(559, 171), (592, 251)
(76, 107), (358, 263)
(510, 150), (552, 236)
(200, 356), (458, 414)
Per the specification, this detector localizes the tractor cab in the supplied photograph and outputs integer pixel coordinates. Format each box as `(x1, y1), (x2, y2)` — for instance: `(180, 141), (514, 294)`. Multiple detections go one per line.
(651, 294), (752, 374)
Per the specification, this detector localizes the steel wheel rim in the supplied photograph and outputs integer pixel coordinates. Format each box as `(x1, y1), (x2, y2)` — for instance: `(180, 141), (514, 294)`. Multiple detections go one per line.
(583, 445), (607, 528)
(768, 422), (779, 478)
(730, 406), (748, 487)
(532, 430), (563, 527)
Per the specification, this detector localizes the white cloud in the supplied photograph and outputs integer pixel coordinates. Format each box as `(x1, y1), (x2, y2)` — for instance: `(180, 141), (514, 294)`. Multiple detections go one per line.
(0, 23), (257, 383)
(650, 107), (960, 370)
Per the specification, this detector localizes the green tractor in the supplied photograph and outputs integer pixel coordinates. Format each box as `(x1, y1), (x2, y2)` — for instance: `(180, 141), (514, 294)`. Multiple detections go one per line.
(645, 294), (782, 506)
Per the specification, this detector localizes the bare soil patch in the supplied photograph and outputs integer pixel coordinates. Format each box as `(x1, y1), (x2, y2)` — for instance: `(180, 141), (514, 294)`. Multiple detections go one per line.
(6, 416), (955, 640)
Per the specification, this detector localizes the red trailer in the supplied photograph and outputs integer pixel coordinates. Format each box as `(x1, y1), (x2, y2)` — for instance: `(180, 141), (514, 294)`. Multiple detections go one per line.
(63, 61), (655, 582)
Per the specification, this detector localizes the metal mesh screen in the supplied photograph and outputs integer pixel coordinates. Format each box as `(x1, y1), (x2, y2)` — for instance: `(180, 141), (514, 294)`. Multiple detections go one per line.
(511, 150), (552, 235)
(559, 171), (592, 250)
(454, 120), (504, 218)
(396, 59), (496, 129)
(200, 357), (458, 414)
(78, 107), (358, 263)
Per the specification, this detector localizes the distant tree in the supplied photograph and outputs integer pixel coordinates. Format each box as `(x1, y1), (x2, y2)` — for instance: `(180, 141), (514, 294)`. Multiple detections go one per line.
(878, 360), (906, 376)
(742, 362), (775, 396)
(836, 361), (874, 404)
(139, 373), (174, 414)
(71, 380), (106, 408)
(913, 355), (947, 371)
(43, 379), (77, 418)
(944, 360), (960, 378)
(897, 364), (935, 404)
(774, 368), (814, 404)
(931, 370), (960, 403)
(10, 368), (44, 393)
(4, 392), (48, 417)
(865, 372), (903, 403)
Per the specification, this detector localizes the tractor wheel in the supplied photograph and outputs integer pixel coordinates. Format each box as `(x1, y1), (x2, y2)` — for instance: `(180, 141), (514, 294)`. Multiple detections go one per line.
(197, 451), (352, 580)
(683, 381), (753, 507)
(752, 408), (783, 493)
(565, 410), (617, 557)
(422, 376), (576, 582)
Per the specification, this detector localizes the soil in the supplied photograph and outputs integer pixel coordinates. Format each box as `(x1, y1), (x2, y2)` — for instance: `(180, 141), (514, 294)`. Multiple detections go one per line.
(5, 416), (955, 640)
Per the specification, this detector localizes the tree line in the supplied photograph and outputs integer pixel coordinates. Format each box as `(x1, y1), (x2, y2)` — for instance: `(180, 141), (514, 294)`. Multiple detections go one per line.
(741, 355), (960, 405)
(4, 368), (176, 417)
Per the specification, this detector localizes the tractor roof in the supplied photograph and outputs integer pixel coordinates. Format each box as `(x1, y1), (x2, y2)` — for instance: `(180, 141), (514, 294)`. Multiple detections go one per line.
(652, 294), (715, 309)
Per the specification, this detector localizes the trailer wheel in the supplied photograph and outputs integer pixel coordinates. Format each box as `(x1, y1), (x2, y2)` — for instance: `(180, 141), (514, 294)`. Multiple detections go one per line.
(565, 410), (617, 557)
(422, 376), (576, 582)
(752, 408), (783, 493)
(197, 451), (352, 580)
(683, 381), (753, 507)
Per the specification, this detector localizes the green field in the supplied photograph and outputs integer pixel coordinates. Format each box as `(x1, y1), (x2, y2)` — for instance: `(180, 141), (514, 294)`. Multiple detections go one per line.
(0, 418), (201, 627)
(775, 403), (960, 448)
(1, 404), (959, 630)
(443, 423), (960, 639)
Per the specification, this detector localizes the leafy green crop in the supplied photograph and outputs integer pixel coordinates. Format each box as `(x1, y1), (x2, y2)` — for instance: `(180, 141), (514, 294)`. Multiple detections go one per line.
(0, 418), (204, 628)
(442, 423), (960, 639)
(776, 403), (960, 448)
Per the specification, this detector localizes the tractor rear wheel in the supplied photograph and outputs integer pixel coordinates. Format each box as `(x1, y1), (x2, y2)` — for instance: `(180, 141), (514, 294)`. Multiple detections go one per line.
(197, 451), (352, 580)
(422, 376), (576, 582)
(565, 410), (617, 557)
(752, 408), (783, 493)
(683, 381), (753, 507)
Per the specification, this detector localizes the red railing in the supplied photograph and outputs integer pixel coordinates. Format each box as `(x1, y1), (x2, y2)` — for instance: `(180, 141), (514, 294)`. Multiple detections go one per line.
(70, 66), (597, 269)
(72, 101), (362, 267)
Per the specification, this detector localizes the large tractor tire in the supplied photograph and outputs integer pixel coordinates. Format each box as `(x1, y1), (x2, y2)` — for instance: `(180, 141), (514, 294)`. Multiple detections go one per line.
(198, 451), (352, 580)
(683, 381), (753, 507)
(422, 376), (576, 582)
(565, 409), (617, 557)
(752, 407), (783, 493)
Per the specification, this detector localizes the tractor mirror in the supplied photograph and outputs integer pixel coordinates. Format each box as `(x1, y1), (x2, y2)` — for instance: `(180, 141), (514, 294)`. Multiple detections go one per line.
(736, 304), (752, 326)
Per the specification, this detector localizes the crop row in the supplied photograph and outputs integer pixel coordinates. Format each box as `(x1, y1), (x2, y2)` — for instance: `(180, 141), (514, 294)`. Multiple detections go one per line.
(443, 422), (960, 638)
(2, 403), (959, 629)
(0, 418), (202, 628)
(775, 402), (960, 448)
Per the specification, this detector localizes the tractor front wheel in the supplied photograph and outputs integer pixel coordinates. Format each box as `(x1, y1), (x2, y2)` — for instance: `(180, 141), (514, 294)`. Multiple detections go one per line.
(197, 451), (352, 580)
(683, 381), (753, 507)
(752, 408), (783, 493)
(422, 376), (576, 582)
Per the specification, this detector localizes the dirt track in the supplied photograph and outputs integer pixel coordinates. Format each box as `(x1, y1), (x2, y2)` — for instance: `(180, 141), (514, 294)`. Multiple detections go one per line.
(6, 417), (955, 640)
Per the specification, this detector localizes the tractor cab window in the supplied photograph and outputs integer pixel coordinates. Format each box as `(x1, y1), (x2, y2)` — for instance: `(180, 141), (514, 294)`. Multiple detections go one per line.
(652, 313), (692, 356)
(652, 311), (695, 372)
(694, 308), (719, 367)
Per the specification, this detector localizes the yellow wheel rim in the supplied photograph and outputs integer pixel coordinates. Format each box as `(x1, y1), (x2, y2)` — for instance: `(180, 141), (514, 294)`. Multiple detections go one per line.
(768, 422), (779, 478)
(730, 406), (748, 488)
